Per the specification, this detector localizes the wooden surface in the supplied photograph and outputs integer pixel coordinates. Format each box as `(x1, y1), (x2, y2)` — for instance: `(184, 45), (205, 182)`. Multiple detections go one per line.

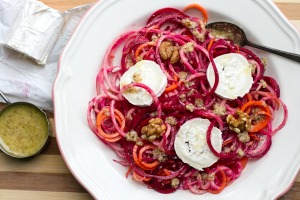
(0, 0), (300, 199)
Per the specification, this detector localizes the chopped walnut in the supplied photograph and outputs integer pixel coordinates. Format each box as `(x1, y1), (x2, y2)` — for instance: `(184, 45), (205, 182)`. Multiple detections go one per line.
(181, 18), (205, 42)
(226, 110), (252, 134)
(207, 173), (215, 181)
(187, 89), (197, 96)
(181, 19), (205, 42)
(141, 134), (147, 139)
(224, 147), (231, 153)
(181, 18), (197, 29)
(179, 93), (187, 102)
(159, 41), (179, 64)
(150, 111), (158, 117)
(125, 130), (138, 142)
(159, 41), (172, 59)
(182, 42), (194, 53)
(195, 98), (204, 108)
(252, 112), (266, 122)
(191, 28), (205, 42)
(259, 79), (267, 88)
(151, 35), (159, 42)
(186, 103), (195, 112)
(261, 58), (267, 66)
(184, 81), (195, 88)
(148, 135), (157, 141)
(249, 62), (256, 75)
(136, 140), (144, 146)
(165, 116), (177, 126)
(141, 118), (166, 141)
(237, 132), (250, 143)
(199, 20), (205, 31)
(201, 172), (208, 181)
(178, 71), (188, 81)
(171, 178), (180, 188)
(213, 103), (226, 116)
(237, 148), (245, 158)
(170, 48), (179, 64)
(152, 148), (167, 162)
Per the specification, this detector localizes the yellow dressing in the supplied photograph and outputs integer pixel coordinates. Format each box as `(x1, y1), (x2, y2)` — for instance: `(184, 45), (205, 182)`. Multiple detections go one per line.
(0, 103), (49, 157)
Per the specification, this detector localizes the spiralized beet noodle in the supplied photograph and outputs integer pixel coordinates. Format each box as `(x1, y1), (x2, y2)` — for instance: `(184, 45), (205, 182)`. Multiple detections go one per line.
(87, 5), (288, 194)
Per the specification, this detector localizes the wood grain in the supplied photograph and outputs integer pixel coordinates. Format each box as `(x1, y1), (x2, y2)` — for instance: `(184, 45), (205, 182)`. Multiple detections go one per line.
(276, 3), (300, 19)
(0, 172), (86, 192)
(42, 0), (95, 11)
(0, 153), (69, 174)
(0, 189), (92, 200)
(0, 0), (300, 199)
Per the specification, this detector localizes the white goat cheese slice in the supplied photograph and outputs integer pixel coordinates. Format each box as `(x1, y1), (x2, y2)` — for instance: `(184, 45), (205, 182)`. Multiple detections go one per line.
(206, 53), (253, 99)
(120, 60), (167, 106)
(174, 118), (222, 171)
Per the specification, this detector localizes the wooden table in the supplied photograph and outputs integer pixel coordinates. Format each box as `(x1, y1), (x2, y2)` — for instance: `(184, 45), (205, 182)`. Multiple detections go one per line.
(0, 0), (299, 199)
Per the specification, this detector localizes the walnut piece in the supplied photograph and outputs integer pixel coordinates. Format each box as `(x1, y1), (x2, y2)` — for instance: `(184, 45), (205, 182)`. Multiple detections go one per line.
(237, 132), (250, 143)
(226, 110), (252, 134)
(171, 178), (180, 188)
(125, 130), (138, 142)
(141, 118), (166, 141)
(259, 79), (267, 88)
(165, 116), (177, 126)
(159, 41), (179, 64)
(178, 71), (188, 81)
(152, 148), (167, 162)
(182, 42), (194, 53)
(213, 103), (226, 116)
(185, 103), (195, 112)
(181, 18), (205, 42)
(237, 148), (245, 158)
(181, 18), (197, 29)
(195, 98), (204, 108)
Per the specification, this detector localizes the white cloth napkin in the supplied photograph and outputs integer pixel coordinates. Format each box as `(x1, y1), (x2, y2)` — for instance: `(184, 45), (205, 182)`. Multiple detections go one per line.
(0, 0), (92, 111)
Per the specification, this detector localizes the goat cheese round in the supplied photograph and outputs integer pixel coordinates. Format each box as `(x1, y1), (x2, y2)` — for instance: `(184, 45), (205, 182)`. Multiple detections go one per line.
(174, 118), (222, 171)
(206, 53), (253, 99)
(120, 60), (167, 106)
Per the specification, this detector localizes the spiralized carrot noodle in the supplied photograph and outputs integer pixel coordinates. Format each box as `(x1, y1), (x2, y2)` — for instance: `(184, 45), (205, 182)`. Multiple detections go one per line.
(87, 4), (288, 194)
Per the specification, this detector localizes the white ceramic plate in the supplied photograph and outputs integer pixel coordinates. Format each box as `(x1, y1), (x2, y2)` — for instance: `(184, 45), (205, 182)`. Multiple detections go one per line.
(54, 0), (300, 199)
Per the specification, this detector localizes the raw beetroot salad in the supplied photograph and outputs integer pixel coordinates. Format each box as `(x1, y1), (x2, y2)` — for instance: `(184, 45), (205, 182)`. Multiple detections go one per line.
(87, 4), (287, 194)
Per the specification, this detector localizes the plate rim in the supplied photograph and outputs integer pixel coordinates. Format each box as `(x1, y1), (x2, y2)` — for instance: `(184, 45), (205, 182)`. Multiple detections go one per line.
(53, 0), (300, 199)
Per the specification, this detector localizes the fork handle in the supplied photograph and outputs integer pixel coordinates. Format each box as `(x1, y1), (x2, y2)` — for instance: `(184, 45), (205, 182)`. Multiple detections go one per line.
(246, 41), (300, 63)
(0, 91), (11, 104)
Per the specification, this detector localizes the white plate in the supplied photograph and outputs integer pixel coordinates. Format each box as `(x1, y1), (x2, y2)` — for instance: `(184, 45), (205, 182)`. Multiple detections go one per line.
(53, 0), (300, 199)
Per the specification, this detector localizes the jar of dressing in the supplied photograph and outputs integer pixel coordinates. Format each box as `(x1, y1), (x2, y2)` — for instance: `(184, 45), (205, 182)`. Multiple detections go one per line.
(0, 93), (50, 158)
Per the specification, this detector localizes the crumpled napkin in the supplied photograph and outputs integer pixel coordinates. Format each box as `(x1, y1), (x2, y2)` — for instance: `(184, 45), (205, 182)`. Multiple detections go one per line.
(0, 0), (92, 111)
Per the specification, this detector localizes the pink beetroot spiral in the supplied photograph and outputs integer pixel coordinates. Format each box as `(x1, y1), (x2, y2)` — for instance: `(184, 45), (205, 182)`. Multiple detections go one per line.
(87, 5), (288, 194)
